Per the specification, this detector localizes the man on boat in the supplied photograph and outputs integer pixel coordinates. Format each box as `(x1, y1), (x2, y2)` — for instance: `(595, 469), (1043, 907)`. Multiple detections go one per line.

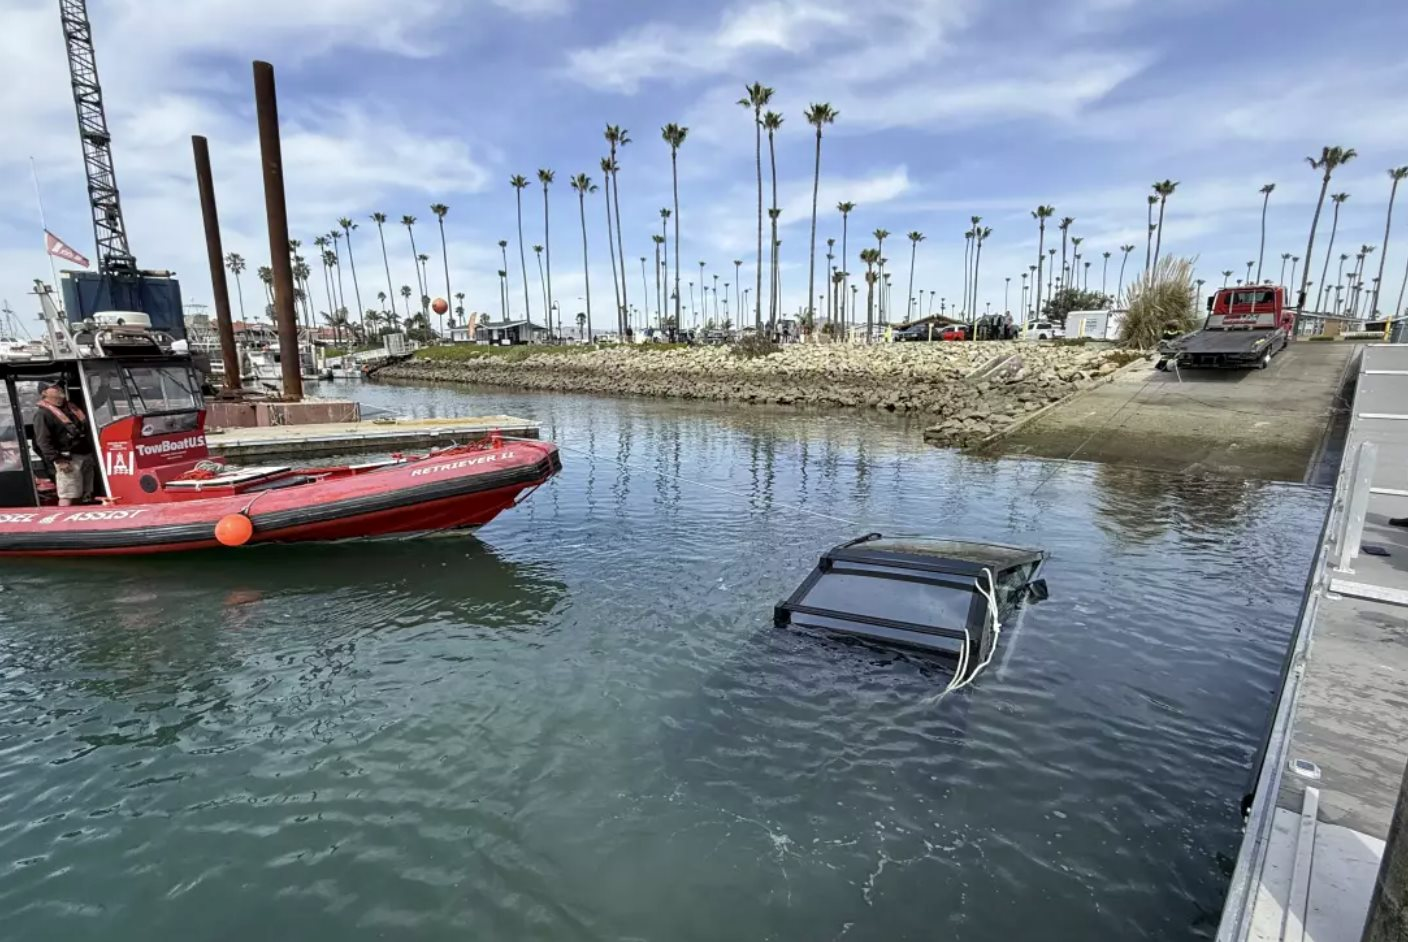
(33, 383), (95, 506)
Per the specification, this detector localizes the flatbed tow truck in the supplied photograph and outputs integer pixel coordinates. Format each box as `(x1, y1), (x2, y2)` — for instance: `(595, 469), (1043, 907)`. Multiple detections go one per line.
(1161, 284), (1293, 370)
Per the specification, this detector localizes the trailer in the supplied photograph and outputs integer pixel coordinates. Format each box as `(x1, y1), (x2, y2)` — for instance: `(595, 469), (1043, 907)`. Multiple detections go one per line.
(1169, 285), (1291, 370)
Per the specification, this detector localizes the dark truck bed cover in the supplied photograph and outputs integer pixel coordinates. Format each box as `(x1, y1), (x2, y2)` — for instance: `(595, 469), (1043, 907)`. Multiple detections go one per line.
(1176, 327), (1285, 367)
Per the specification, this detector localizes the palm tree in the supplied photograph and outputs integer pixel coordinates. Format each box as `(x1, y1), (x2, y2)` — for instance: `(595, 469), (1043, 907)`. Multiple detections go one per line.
(760, 110), (784, 325)
(454, 291), (465, 329)
(1314, 192), (1349, 312)
(257, 265), (273, 313)
(399, 285), (412, 324)
(1143, 194), (1154, 270)
(328, 229), (347, 318)
(659, 209), (671, 318)
(533, 245), (547, 328)
(1255, 184), (1275, 281)
(1301, 146), (1358, 309)
(905, 231), (925, 322)
(1290, 256), (1301, 294)
(537, 170), (555, 339)
(508, 175), (533, 323)
(1221, 269), (1234, 288)
(1280, 252), (1292, 287)
(417, 254), (431, 318)
(1032, 206), (1054, 318)
(962, 229), (974, 318)
(972, 227), (991, 318)
(739, 83), (774, 328)
(1058, 216), (1074, 287)
(224, 252), (247, 320)
(860, 247), (881, 341)
(570, 173), (597, 339)
(370, 213), (398, 322)
(651, 234), (665, 325)
(599, 157), (622, 334)
(837, 202), (855, 325)
(337, 217), (365, 334)
(401, 215), (424, 305)
(1070, 236), (1084, 291)
(604, 125), (632, 333)
(376, 289), (387, 318)
(1151, 180), (1178, 268)
(661, 123), (688, 332)
(1101, 251), (1111, 297)
(873, 230), (890, 325)
(1115, 246), (1137, 301)
(802, 103), (837, 323)
(496, 270), (508, 321)
(1368, 167), (1408, 317)
(733, 259), (743, 319)
(422, 204), (449, 338)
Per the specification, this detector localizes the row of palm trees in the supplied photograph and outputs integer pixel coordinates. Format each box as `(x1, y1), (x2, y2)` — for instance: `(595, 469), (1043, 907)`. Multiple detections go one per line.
(216, 112), (1406, 349)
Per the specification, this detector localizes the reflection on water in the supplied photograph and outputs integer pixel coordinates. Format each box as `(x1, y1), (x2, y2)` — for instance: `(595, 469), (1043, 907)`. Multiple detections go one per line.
(0, 381), (1326, 941)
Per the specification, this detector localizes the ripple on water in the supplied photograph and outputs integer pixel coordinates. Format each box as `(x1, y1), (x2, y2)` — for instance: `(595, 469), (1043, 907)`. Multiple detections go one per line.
(0, 383), (1326, 941)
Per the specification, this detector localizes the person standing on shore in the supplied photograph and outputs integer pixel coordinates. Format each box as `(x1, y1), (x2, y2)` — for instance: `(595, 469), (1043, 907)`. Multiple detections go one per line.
(34, 383), (95, 506)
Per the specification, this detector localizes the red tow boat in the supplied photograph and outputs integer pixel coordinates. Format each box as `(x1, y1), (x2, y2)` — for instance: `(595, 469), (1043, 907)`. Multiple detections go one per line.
(0, 333), (558, 556)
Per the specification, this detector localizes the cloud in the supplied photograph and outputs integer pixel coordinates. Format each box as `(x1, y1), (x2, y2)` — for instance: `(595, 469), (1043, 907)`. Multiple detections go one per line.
(564, 0), (974, 94)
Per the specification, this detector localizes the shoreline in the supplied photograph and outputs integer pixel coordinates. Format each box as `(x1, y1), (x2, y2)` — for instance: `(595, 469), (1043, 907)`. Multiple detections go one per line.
(379, 343), (1137, 447)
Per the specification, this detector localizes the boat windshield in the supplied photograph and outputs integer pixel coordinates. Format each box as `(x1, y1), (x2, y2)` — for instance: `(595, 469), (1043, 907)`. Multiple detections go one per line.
(85, 362), (203, 427)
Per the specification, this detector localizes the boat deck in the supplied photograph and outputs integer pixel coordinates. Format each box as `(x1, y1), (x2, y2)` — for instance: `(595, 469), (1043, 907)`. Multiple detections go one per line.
(205, 415), (540, 460)
(1219, 344), (1408, 942)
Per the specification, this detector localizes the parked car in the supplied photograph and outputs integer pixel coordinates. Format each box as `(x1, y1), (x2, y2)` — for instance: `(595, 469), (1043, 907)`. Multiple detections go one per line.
(940, 325), (970, 342)
(893, 324), (938, 342)
(1019, 320), (1062, 340)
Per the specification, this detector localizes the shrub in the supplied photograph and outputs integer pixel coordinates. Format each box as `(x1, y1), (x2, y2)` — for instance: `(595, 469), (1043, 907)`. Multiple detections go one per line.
(1118, 255), (1199, 349)
(730, 334), (780, 359)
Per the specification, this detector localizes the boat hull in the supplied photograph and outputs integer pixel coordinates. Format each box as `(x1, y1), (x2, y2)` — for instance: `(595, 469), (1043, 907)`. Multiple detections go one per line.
(0, 442), (559, 556)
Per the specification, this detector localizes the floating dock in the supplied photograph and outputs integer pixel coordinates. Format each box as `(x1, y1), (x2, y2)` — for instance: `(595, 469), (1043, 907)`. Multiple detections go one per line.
(1219, 343), (1408, 942)
(206, 415), (540, 460)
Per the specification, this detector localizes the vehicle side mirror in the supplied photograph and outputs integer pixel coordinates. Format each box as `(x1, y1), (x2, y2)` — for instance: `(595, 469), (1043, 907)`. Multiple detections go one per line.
(1206, 296), (1214, 311)
(1026, 579), (1050, 603)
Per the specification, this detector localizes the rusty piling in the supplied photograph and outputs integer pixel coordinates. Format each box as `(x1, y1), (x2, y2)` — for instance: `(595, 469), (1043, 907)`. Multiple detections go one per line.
(191, 134), (242, 392)
(253, 60), (303, 400)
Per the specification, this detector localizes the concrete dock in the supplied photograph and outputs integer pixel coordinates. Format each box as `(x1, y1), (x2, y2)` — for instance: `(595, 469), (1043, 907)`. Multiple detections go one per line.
(981, 341), (1359, 482)
(205, 415), (540, 460)
(1218, 343), (1408, 941)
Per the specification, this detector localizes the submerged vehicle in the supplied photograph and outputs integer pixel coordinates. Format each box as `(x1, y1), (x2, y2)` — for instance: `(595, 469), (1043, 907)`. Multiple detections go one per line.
(1164, 285), (1292, 370)
(776, 534), (1048, 688)
(0, 317), (558, 556)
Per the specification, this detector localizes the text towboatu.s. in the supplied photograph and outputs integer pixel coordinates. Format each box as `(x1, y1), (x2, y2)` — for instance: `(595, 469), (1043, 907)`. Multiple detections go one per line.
(0, 319), (559, 556)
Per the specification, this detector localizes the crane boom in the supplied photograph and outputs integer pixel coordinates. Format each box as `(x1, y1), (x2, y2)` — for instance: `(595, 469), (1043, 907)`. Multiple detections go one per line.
(58, 0), (135, 275)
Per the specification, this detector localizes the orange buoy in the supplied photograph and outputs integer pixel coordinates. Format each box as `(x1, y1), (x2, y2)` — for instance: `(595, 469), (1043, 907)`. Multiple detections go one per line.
(431, 297), (449, 315)
(215, 513), (254, 547)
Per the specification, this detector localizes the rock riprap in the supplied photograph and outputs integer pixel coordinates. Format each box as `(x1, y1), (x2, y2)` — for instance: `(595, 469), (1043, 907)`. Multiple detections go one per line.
(381, 343), (1137, 446)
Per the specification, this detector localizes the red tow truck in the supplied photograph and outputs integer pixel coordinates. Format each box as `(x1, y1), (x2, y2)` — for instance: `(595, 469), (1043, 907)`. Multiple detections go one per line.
(1165, 285), (1293, 370)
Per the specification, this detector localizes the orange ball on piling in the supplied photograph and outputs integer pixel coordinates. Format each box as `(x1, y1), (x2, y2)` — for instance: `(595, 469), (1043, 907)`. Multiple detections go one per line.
(432, 297), (449, 315)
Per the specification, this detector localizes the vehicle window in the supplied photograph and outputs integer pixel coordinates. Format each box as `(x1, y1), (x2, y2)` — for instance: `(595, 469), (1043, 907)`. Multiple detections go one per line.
(1231, 290), (1275, 306)
(0, 384), (21, 473)
(83, 364), (134, 428)
(796, 568), (975, 629)
(124, 366), (202, 414)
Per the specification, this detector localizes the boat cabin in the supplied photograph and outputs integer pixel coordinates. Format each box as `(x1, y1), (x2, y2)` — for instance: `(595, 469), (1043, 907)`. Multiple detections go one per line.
(0, 352), (210, 509)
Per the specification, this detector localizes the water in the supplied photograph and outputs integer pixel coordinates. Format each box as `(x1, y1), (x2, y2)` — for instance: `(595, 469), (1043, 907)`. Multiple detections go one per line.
(0, 380), (1327, 941)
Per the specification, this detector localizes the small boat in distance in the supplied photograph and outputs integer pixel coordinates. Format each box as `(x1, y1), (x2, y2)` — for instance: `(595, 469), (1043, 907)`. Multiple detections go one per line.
(0, 314), (558, 556)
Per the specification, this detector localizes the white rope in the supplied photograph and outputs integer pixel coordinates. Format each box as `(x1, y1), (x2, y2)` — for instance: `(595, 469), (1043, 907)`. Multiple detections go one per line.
(929, 566), (1001, 700)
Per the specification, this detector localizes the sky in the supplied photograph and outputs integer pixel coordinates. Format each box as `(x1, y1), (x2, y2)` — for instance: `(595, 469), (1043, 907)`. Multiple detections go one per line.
(1, 0), (1406, 333)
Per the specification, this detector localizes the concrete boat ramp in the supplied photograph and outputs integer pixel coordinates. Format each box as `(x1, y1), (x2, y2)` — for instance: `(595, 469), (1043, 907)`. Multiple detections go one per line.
(206, 415), (540, 460)
(1219, 343), (1408, 941)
